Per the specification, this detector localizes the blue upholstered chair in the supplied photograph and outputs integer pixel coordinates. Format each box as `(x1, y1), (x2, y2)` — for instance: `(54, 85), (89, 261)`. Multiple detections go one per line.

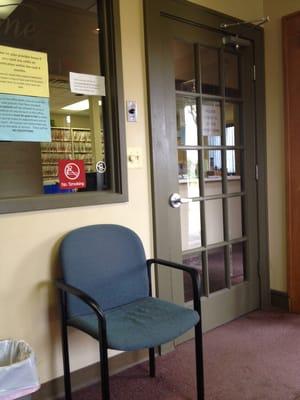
(56, 224), (204, 400)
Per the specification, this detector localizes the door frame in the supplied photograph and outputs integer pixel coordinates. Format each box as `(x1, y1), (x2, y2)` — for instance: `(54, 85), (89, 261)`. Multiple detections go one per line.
(283, 11), (300, 312)
(144, 0), (270, 313)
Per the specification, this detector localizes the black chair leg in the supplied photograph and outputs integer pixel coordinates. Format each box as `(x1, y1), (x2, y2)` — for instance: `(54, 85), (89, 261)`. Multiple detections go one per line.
(99, 342), (110, 400)
(149, 347), (155, 377)
(195, 323), (205, 400)
(60, 292), (72, 400)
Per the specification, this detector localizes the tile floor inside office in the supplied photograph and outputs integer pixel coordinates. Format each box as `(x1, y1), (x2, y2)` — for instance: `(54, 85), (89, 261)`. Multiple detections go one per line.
(71, 310), (300, 400)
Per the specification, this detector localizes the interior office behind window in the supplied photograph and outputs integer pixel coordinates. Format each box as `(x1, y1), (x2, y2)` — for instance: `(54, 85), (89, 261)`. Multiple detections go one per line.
(0, 0), (107, 197)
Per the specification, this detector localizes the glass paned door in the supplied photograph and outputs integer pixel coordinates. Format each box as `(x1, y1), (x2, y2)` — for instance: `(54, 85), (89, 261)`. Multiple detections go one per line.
(169, 21), (259, 327)
(145, 7), (260, 334)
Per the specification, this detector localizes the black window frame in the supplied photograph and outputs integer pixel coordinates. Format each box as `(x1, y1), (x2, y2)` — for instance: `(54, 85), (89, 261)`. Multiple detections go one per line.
(0, 0), (128, 214)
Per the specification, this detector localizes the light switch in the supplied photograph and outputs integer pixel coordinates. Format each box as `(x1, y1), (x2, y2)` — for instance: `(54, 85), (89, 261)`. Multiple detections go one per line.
(127, 147), (142, 168)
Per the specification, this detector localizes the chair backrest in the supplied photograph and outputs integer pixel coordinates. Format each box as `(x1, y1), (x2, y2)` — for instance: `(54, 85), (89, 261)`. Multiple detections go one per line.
(59, 224), (149, 317)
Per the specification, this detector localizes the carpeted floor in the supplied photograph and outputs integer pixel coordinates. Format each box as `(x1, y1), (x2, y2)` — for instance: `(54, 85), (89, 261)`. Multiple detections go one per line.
(72, 310), (300, 400)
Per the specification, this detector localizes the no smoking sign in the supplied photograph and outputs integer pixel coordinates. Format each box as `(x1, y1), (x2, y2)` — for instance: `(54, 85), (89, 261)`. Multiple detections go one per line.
(58, 160), (86, 190)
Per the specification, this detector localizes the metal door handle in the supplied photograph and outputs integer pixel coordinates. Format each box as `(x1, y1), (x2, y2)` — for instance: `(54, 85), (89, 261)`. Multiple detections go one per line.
(169, 193), (192, 208)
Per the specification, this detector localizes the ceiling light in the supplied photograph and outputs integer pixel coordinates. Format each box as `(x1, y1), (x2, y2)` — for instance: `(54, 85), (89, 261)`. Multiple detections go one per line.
(62, 99), (102, 111)
(62, 99), (89, 111)
(0, 0), (23, 20)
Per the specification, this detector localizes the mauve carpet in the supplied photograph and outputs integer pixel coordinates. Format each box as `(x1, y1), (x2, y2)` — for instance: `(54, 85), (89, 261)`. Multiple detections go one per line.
(72, 310), (300, 400)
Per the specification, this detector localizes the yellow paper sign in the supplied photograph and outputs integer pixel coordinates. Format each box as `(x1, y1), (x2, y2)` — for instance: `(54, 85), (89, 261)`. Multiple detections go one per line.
(0, 45), (49, 98)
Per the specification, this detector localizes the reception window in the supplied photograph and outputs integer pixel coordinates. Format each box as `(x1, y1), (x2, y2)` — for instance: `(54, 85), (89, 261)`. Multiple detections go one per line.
(0, 0), (127, 213)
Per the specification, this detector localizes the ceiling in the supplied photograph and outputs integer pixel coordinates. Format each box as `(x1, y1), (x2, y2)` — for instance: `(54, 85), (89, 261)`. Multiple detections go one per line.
(42, 0), (99, 114)
(15, 0), (99, 115)
(49, 82), (90, 116)
(52, 0), (97, 12)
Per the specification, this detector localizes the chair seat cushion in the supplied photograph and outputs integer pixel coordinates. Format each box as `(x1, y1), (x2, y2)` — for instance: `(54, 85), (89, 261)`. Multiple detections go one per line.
(68, 297), (199, 351)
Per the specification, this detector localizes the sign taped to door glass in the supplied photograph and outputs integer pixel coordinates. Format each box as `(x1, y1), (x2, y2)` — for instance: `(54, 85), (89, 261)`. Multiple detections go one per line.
(202, 101), (221, 136)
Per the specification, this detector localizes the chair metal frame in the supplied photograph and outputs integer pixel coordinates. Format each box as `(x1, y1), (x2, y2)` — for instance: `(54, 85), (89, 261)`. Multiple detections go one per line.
(56, 257), (204, 400)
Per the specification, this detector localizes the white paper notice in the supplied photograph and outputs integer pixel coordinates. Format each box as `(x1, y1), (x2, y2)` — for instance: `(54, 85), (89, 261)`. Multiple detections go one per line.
(202, 102), (221, 136)
(69, 72), (106, 96)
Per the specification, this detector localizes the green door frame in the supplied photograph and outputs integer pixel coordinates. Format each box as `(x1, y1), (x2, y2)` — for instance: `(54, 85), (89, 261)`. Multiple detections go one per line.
(144, 0), (270, 318)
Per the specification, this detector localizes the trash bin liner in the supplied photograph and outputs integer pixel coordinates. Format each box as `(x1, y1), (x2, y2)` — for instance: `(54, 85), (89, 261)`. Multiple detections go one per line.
(0, 340), (40, 400)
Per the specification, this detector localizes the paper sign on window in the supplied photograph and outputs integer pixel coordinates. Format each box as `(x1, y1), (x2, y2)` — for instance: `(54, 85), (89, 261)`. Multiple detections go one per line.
(70, 72), (106, 96)
(0, 45), (49, 98)
(58, 160), (86, 190)
(0, 94), (51, 142)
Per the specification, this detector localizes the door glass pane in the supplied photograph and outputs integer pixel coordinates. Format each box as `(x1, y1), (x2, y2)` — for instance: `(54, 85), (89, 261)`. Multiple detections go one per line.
(208, 247), (226, 293)
(228, 174), (241, 193)
(224, 52), (240, 97)
(204, 149), (222, 195)
(178, 150), (200, 198)
(225, 103), (241, 146)
(227, 150), (242, 193)
(182, 252), (203, 302)
(200, 47), (220, 95)
(202, 101), (222, 146)
(231, 242), (245, 286)
(172, 40), (196, 92)
(176, 96), (198, 146)
(205, 199), (224, 245)
(228, 196), (243, 240)
(180, 201), (201, 251)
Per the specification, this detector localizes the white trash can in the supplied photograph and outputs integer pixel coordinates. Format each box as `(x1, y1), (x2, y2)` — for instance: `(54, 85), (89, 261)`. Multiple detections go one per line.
(0, 340), (40, 400)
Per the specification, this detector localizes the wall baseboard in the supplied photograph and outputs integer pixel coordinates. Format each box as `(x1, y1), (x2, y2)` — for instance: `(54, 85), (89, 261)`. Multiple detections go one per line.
(270, 290), (290, 311)
(32, 349), (148, 400)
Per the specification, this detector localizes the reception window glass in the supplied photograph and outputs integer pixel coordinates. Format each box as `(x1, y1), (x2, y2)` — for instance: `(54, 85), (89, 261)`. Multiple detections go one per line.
(0, 0), (125, 211)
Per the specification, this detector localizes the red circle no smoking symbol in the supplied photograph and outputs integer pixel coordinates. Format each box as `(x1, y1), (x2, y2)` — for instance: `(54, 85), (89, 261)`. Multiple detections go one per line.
(64, 162), (80, 180)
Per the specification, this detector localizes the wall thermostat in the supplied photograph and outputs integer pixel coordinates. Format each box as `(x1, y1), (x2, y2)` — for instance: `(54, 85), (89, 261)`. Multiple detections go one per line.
(126, 100), (137, 122)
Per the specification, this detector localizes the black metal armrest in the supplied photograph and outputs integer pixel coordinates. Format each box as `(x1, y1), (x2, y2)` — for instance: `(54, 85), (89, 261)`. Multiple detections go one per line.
(147, 258), (201, 314)
(56, 280), (106, 324)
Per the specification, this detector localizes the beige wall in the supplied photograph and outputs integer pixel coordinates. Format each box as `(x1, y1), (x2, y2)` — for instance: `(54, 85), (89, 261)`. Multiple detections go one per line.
(263, 0), (300, 291)
(0, 0), (290, 386)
